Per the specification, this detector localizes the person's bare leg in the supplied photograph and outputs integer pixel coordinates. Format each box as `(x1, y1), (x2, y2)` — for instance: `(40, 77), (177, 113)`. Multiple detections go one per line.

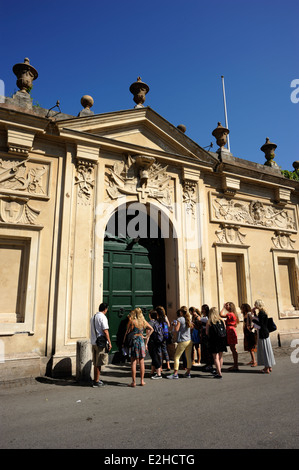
(130, 358), (136, 386)
(94, 366), (101, 382)
(140, 358), (146, 385)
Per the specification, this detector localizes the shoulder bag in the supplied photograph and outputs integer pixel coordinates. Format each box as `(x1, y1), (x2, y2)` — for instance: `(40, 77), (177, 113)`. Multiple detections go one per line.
(94, 315), (108, 349)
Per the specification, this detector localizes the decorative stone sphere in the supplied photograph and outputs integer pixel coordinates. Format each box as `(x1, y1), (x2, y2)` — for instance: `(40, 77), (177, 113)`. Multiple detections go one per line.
(177, 124), (186, 133)
(81, 95), (94, 109)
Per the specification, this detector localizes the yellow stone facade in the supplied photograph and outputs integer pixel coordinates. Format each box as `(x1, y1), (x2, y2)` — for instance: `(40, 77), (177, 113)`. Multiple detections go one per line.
(0, 83), (298, 381)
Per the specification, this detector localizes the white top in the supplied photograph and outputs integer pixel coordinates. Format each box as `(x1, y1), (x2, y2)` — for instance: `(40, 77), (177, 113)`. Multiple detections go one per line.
(90, 311), (109, 345)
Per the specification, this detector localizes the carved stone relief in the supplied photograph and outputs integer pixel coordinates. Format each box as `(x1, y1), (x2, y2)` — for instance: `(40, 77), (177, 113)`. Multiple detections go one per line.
(0, 157), (48, 197)
(211, 196), (296, 232)
(272, 231), (296, 250)
(215, 224), (246, 245)
(75, 160), (95, 205)
(0, 197), (40, 225)
(105, 154), (173, 210)
(182, 180), (197, 215)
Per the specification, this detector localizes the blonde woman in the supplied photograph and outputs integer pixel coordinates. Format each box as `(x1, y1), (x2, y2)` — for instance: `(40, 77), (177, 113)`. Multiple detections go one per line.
(123, 308), (153, 387)
(167, 306), (193, 379)
(206, 307), (227, 379)
(252, 300), (276, 374)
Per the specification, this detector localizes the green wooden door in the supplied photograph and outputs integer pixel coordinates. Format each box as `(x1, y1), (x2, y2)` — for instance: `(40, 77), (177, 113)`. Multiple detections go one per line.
(103, 237), (166, 356)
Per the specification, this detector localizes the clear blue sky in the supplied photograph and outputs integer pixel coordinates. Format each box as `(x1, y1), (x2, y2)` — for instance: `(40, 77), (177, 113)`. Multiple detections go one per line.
(1, 0), (298, 170)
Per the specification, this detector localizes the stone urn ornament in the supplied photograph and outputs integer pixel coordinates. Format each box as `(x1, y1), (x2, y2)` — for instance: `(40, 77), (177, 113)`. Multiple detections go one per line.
(129, 77), (149, 108)
(293, 161), (299, 173)
(13, 58), (38, 93)
(260, 137), (278, 167)
(212, 122), (230, 149)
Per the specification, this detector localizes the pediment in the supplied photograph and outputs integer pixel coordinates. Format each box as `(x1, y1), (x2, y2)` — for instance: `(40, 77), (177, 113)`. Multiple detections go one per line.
(99, 123), (184, 154)
(56, 107), (217, 166)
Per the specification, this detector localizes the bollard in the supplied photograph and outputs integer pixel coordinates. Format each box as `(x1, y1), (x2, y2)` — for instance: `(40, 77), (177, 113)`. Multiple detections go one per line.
(76, 340), (92, 383)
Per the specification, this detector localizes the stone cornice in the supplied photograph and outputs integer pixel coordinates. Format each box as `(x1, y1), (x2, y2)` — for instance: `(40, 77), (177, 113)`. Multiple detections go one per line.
(214, 154), (299, 193)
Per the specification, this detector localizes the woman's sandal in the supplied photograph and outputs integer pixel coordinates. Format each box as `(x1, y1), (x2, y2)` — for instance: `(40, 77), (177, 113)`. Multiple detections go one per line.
(128, 383), (136, 387)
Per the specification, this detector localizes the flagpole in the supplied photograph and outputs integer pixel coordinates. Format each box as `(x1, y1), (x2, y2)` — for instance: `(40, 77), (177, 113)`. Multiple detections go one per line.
(221, 75), (230, 152)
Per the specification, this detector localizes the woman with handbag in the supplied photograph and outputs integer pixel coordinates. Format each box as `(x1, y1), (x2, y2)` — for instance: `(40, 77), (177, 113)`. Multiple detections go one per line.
(252, 299), (276, 374)
(241, 303), (257, 367)
(206, 307), (227, 379)
(123, 308), (153, 387)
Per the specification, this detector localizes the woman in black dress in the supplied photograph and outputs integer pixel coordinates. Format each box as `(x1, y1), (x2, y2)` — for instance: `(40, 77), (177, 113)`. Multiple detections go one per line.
(206, 307), (227, 379)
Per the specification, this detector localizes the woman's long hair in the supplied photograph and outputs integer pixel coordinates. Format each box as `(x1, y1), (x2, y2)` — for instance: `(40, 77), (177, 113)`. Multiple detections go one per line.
(129, 307), (146, 329)
(241, 303), (251, 314)
(226, 301), (240, 324)
(208, 307), (222, 326)
(178, 305), (192, 328)
(201, 304), (209, 316)
(156, 305), (166, 324)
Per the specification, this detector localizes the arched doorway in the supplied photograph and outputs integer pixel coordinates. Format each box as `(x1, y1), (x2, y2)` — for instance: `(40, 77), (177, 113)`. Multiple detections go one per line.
(103, 204), (167, 359)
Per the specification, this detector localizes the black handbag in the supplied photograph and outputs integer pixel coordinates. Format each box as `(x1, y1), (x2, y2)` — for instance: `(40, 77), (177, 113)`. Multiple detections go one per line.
(267, 317), (277, 333)
(96, 335), (107, 348)
(124, 330), (135, 348)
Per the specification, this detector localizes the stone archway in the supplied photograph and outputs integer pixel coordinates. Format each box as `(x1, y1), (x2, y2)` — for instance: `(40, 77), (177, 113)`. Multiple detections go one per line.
(102, 202), (178, 360)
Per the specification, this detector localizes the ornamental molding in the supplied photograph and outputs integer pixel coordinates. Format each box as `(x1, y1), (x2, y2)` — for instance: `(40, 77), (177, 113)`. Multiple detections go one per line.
(105, 154), (173, 210)
(210, 194), (297, 233)
(7, 127), (35, 156)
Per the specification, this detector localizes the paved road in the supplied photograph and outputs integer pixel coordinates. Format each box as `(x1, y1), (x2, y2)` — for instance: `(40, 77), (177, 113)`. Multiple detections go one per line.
(0, 347), (298, 450)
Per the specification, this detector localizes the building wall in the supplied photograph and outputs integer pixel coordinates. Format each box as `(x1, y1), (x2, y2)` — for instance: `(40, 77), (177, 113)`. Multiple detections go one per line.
(0, 105), (298, 381)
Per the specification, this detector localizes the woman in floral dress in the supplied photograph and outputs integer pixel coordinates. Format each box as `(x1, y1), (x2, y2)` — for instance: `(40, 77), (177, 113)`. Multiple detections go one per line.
(123, 307), (153, 387)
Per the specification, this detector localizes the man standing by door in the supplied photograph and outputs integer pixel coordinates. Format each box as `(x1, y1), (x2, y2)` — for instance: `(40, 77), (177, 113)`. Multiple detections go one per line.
(90, 303), (112, 387)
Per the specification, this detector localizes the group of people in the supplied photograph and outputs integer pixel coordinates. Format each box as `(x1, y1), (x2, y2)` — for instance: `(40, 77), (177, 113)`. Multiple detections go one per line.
(90, 299), (276, 387)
